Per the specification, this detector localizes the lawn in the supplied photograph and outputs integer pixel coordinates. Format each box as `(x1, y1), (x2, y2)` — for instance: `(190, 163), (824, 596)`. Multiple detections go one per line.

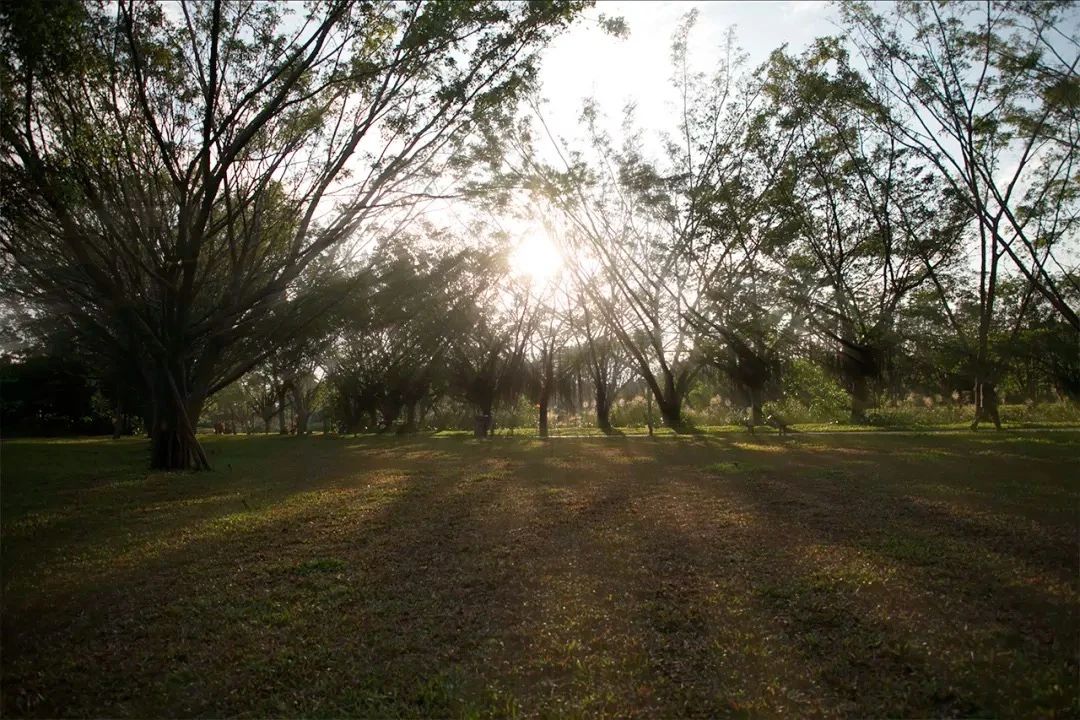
(2, 432), (1077, 718)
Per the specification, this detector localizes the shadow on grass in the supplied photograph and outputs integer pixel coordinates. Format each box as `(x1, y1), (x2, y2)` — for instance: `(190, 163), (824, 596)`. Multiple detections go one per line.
(1, 433), (1077, 717)
(718, 457), (1077, 717)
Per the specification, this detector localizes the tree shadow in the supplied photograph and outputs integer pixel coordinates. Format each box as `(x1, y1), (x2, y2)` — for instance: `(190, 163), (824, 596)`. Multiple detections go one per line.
(2, 434), (1076, 717)
(718, 457), (1078, 717)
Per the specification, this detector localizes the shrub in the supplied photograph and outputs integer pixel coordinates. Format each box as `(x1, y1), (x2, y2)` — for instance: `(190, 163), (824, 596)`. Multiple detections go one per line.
(610, 396), (650, 427)
(768, 360), (849, 424)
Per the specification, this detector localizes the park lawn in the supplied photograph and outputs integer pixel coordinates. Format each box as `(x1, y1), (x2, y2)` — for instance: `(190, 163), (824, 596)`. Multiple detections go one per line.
(1, 433), (1077, 718)
(436, 419), (1080, 438)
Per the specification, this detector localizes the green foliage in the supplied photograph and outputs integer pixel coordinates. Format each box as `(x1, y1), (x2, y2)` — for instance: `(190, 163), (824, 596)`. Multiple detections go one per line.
(771, 359), (850, 424)
(682, 395), (746, 427)
(596, 13), (629, 39)
(609, 395), (651, 427)
(500, 394), (540, 430)
(864, 402), (1080, 429)
(0, 0), (589, 468)
(0, 354), (112, 435)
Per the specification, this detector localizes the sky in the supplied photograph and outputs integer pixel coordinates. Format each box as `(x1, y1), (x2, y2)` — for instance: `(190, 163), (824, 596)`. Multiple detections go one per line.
(497, 1), (842, 281)
(536, 1), (839, 141)
(189, 0), (844, 277)
(499, 1), (1079, 284)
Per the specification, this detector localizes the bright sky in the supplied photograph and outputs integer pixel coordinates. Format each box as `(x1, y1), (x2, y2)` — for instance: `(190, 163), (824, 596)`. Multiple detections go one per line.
(508, 1), (840, 283)
(537, 1), (838, 140)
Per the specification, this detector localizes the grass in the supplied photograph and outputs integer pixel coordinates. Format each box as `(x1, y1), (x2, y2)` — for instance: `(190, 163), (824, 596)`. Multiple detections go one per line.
(2, 431), (1078, 718)
(430, 418), (1080, 437)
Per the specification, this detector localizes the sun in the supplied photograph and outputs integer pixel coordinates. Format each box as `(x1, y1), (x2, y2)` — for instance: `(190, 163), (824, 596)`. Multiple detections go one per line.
(510, 234), (563, 285)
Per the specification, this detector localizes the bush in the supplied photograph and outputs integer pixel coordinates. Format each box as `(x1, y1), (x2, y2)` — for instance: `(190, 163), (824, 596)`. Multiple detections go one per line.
(769, 359), (849, 424)
(762, 398), (817, 425)
(684, 395), (746, 426)
(0, 355), (113, 436)
(997, 401), (1080, 424)
(863, 401), (1080, 427)
(864, 403), (970, 427)
(426, 399), (474, 431)
(500, 396), (539, 429)
(610, 396), (650, 427)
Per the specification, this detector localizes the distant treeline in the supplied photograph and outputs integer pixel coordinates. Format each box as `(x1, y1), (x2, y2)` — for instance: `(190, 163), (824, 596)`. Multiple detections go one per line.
(1, 356), (113, 436)
(1, 2), (1076, 467)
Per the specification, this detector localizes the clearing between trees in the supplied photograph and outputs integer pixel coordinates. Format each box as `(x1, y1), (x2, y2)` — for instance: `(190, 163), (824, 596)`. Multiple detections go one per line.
(2, 433), (1077, 718)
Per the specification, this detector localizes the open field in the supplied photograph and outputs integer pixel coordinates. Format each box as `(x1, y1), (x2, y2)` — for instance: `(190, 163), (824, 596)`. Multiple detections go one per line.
(2, 432), (1078, 718)
(432, 419), (1080, 437)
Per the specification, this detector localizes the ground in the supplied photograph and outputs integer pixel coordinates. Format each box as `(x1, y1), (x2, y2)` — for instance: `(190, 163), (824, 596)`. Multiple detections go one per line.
(2, 432), (1077, 718)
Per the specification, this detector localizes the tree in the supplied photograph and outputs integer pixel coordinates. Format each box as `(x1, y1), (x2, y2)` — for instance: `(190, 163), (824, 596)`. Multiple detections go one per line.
(842, 0), (1078, 329)
(241, 368), (280, 434)
(0, 0), (585, 468)
(449, 272), (537, 436)
(325, 235), (493, 434)
(0, 353), (112, 436)
(761, 40), (963, 421)
(528, 14), (807, 429)
(527, 300), (565, 438)
(840, 1), (1079, 426)
(572, 299), (630, 432)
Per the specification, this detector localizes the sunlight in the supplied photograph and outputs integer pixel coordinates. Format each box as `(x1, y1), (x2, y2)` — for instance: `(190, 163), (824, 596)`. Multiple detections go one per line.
(510, 234), (563, 286)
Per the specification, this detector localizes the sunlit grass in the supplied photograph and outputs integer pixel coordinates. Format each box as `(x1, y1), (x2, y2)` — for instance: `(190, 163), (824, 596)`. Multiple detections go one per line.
(2, 432), (1077, 717)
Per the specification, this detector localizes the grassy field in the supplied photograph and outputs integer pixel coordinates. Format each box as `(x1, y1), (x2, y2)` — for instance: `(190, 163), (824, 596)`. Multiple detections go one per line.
(434, 418), (1080, 437)
(2, 432), (1077, 718)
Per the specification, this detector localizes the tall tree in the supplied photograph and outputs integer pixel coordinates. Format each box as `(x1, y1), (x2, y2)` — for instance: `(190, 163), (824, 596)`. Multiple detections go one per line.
(527, 300), (566, 438)
(0, 0), (584, 468)
(841, 1), (1078, 329)
(531, 14), (804, 429)
(839, 1), (1079, 424)
(449, 272), (538, 436)
(762, 41), (963, 421)
(571, 299), (630, 433)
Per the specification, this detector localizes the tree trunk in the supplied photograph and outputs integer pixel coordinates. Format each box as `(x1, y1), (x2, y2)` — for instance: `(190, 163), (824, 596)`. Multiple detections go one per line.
(657, 371), (689, 432)
(399, 402), (418, 434)
(263, 417), (271, 434)
(850, 374), (870, 424)
(972, 381), (1002, 430)
(148, 372), (208, 471)
(289, 385), (310, 435)
(748, 386), (764, 426)
(658, 397), (682, 430)
(538, 396), (549, 438)
(277, 388), (287, 434)
(379, 401), (401, 432)
(539, 352), (554, 438)
(293, 394), (309, 435)
(595, 384), (612, 433)
(646, 391), (655, 435)
(112, 398), (123, 440)
(474, 399), (494, 438)
(150, 425), (195, 470)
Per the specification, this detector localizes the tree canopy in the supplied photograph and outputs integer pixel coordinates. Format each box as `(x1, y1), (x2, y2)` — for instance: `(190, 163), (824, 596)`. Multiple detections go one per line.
(1, 0), (1076, 464)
